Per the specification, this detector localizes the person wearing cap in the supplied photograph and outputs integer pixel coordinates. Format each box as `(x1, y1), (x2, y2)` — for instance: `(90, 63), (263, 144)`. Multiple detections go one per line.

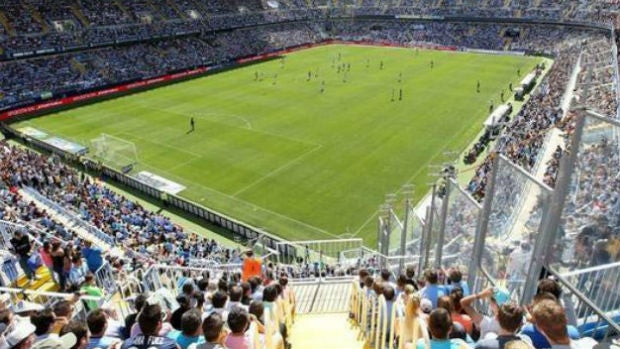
(531, 300), (598, 349)
(460, 287), (510, 340)
(122, 303), (179, 349)
(10, 230), (38, 283)
(5, 318), (36, 349)
(57, 322), (87, 349)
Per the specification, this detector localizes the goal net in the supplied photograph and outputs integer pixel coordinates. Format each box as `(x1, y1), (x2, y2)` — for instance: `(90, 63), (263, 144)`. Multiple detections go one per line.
(90, 134), (138, 173)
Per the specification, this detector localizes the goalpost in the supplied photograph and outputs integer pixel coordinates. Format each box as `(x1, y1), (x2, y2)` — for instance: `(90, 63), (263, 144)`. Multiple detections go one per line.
(90, 134), (138, 173)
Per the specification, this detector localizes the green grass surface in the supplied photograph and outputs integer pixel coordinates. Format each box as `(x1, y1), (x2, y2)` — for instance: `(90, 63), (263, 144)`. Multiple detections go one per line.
(14, 44), (540, 247)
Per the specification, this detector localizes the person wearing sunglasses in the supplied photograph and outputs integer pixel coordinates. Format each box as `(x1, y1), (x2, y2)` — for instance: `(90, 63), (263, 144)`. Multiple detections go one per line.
(121, 304), (179, 349)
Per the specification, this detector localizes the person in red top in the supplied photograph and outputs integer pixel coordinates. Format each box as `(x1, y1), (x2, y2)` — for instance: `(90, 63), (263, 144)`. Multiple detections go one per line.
(241, 251), (261, 282)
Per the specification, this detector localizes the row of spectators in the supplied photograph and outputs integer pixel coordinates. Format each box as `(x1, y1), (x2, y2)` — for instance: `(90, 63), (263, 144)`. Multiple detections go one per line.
(0, 20), (607, 110)
(0, 22), (321, 109)
(0, 141), (242, 273)
(0, 251), (296, 349)
(356, 267), (602, 348)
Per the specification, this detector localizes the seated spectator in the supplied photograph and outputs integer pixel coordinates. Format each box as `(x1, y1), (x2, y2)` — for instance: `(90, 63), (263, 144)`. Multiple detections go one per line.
(226, 286), (248, 312)
(195, 313), (229, 349)
(520, 294), (580, 349)
(531, 300), (598, 349)
(437, 296), (471, 341)
(400, 294), (429, 349)
(224, 308), (252, 349)
(208, 292), (229, 322)
(171, 295), (192, 331)
(446, 269), (470, 296)
(420, 269), (447, 309)
(168, 310), (204, 349)
(87, 309), (121, 349)
(5, 318), (36, 349)
(124, 294), (147, 339)
(416, 308), (470, 349)
(461, 287), (510, 339)
(474, 303), (532, 349)
(31, 309), (62, 342)
(122, 303), (179, 349)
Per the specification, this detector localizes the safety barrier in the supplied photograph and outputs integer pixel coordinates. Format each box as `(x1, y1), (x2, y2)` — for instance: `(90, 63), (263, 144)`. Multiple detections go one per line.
(23, 187), (116, 246)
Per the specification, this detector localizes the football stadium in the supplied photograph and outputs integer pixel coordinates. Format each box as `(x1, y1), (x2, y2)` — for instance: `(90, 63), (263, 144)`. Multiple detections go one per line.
(0, 1), (618, 349)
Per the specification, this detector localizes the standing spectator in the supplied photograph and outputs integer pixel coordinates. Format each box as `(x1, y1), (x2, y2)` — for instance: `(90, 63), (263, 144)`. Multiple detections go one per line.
(82, 241), (103, 274)
(68, 255), (89, 291)
(39, 242), (55, 284)
(241, 251), (261, 282)
(51, 241), (67, 291)
(10, 231), (37, 283)
(80, 273), (104, 311)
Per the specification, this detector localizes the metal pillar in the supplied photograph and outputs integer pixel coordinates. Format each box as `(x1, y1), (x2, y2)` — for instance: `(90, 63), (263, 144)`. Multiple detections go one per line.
(521, 108), (587, 303)
(434, 181), (451, 269)
(399, 198), (411, 274)
(467, 153), (500, 291)
(422, 184), (436, 271)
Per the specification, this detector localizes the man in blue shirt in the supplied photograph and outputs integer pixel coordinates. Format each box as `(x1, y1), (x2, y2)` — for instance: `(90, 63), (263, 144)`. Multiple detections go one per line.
(82, 241), (104, 273)
(420, 269), (447, 309)
(167, 309), (205, 349)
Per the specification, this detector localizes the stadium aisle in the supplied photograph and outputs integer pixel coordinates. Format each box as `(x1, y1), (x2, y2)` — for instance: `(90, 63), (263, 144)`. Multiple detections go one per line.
(289, 313), (362, 349)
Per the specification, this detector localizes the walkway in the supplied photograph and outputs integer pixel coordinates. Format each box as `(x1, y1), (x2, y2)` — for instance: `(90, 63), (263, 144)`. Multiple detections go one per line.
(289, 313), (362, 349)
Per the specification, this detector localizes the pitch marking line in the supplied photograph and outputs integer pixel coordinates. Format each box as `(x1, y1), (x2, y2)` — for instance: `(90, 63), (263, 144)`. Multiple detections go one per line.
(232, 144), (323, 197)
(118, 155), (341, 240)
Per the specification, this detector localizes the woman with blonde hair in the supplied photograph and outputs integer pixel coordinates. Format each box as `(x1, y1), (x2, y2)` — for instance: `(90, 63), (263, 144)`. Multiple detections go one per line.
(399, 294), (429, 349)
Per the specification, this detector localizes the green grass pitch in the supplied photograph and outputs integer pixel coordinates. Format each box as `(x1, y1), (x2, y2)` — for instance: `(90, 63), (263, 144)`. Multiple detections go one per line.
(15, 44), (540, 247)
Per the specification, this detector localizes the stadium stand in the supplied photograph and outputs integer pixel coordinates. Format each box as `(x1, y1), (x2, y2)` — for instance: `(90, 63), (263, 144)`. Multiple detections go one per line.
(0, 1), (618, 349)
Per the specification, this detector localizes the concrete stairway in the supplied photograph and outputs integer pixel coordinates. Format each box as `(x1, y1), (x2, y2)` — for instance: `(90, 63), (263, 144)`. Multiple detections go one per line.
(289, 313), (362, 349)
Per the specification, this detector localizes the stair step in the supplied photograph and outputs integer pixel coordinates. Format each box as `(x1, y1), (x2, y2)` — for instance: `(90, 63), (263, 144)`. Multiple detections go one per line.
(16, 266), (52, 289)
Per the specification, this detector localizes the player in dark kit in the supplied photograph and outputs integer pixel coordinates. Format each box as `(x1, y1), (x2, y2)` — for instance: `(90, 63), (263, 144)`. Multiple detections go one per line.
(477, 80), (480, 93)
(190, 117), (195, 132)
